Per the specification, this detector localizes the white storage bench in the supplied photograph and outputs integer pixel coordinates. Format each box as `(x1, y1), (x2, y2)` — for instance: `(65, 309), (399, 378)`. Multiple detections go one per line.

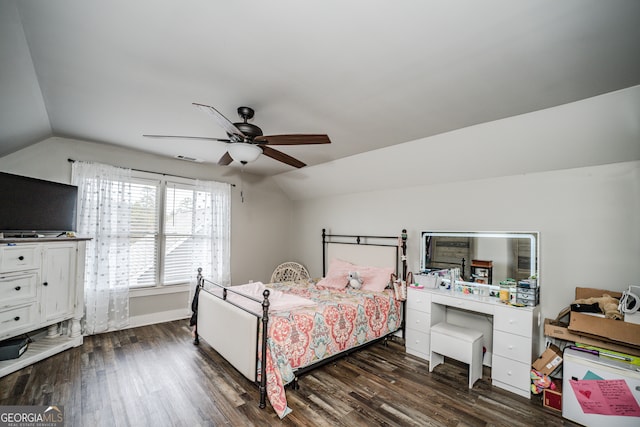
(429, 322), (483, 388)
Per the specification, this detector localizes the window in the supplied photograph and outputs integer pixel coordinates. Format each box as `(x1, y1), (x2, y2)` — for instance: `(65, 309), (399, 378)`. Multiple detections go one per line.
(163, 183), (218, 285)
(75, 165), (230, 289)
(129, 176), (230, 288)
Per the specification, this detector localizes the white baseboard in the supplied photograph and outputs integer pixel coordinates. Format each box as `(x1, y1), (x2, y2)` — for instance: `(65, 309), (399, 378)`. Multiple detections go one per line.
(127, 308), (191, 329)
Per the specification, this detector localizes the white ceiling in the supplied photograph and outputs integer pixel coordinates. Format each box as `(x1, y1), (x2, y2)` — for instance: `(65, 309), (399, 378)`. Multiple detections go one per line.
(2, 0), (640, 175)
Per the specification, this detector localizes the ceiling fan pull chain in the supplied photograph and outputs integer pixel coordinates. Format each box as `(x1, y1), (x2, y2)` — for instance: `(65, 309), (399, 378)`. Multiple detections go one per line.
(240, 166), (245, 203)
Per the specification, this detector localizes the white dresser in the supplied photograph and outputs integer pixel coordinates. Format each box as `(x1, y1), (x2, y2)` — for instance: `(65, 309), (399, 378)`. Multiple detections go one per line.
(405, 287), (432, 360)
(405, 286), (540, 398)
(0, 238), (88, 377)
(492, 304), (538, 396)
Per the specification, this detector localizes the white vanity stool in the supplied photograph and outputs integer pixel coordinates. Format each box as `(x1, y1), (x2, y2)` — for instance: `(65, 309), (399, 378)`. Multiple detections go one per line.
(429, 322), (484, 388)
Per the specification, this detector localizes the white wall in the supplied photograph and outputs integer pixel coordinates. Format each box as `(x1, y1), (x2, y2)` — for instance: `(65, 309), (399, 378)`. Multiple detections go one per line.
(0, 137), (294, 326)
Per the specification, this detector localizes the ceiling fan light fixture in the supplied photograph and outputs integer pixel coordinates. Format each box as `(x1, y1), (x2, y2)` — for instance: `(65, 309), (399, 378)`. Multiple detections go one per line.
(227, 143), (263, 164)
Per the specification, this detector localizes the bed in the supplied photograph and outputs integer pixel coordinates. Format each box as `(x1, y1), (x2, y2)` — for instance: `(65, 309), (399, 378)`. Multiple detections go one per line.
(192, 229), (408, 418)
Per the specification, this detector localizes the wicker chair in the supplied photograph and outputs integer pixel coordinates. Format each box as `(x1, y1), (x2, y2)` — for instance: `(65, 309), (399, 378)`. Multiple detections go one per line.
(270, 262), (311, 283)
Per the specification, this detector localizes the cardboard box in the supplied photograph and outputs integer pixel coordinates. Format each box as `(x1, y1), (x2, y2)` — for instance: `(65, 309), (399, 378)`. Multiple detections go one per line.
(544, 318), (640, 357)
(574, 287), (622, 300)
(543, 388), (562, 412)
(532, 344), (563, 375)
(569, 312), (640, 347)
(567, 287), (640, 348)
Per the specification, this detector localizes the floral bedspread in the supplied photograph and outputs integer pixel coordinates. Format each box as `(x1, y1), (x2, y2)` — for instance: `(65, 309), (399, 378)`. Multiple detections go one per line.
(260, 281), (402, 418)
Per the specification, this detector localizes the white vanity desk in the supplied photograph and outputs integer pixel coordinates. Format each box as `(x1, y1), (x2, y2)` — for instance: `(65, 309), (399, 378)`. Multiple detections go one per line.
(406, 286), (540, 398)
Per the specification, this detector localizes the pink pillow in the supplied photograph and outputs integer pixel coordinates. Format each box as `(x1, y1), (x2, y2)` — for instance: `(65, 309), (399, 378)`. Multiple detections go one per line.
(358, 265), (394, 292)
(316, 258), (353, 290)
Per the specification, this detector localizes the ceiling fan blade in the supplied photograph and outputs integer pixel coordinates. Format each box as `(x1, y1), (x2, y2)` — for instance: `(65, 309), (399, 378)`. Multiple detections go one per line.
(261, 145), (306, 168)
(254, 134), (331, 145)
(143, 134), (231, 142)
(192, 103), (246, 140)
(218, 151), (233, 166)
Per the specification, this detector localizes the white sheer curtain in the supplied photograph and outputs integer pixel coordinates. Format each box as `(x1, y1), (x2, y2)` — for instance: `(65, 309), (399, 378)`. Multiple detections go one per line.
(187, 179), (231, 324)
(190, 179), (231, 286)
(72, 161), (132, 335)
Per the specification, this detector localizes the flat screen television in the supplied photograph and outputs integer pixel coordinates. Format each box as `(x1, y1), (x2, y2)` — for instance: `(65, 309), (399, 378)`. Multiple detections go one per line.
(0, 172), (78, 236)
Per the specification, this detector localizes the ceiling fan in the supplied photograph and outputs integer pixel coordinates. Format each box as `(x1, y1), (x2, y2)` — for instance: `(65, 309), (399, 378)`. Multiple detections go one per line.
(144, 103), (331, 168)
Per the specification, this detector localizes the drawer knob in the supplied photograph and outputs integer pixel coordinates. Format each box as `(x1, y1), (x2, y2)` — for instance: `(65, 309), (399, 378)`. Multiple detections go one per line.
(507, 371), (513, 376)
(18, 256), (24, 261)
(508, 345), (514, 350)
(14, 286), (21, 291)
(14, 316), (20, 321)
(43, 282), (48, 287)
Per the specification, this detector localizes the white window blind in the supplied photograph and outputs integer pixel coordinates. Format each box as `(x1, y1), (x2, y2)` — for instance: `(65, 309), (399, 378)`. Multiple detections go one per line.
(164, 184), (193, 284)
(129, 180), (159, 287)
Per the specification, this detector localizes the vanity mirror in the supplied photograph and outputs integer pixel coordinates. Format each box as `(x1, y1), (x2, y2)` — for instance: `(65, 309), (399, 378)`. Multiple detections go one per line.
(420, 231), (539, 285)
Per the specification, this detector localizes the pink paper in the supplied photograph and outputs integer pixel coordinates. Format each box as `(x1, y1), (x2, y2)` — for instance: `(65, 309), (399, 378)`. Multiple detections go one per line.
(570, 379), (640, 417)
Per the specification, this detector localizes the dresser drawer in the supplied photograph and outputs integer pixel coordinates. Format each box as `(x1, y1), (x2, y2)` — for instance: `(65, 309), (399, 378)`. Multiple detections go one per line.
(0, 272), (38, 307)
(491, 354), (531, 393)
(494, 305), (533, 337)
(407, 288), (431, 313)
(406, 309), (430, 333)
(493, 330), (531, 362)
(0, 245), (41, 272)
(405, 328), (430, 359)
(431, 293), (493, 315)
(0, 303), (39, 339)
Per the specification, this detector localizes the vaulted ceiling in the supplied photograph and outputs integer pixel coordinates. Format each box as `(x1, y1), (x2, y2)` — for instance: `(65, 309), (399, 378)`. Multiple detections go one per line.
(2, 0), (640, 175)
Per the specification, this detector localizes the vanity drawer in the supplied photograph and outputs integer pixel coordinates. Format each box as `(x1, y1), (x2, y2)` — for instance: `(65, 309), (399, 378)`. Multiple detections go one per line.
(492, 354), (531, 393)
(0, 303), (39, 339)
(407, 288), (431, 313)
(0, 245), (41, 272)
(0, 272), (38, 307)
(431, 293), (493, 315)
(494, 305), (533, 337)
(405, 328), (430, 360)
(517, 287), (539, 298)
(493, 330), (531, 362)
(406, 309), (430, 333)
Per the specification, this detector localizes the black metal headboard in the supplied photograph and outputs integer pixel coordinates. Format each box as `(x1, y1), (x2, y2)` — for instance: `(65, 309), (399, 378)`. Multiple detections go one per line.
(322, 228), (408, 280)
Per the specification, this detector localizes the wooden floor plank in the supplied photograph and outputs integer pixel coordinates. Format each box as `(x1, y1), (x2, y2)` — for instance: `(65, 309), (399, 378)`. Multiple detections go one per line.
(0, 320), (578, 426)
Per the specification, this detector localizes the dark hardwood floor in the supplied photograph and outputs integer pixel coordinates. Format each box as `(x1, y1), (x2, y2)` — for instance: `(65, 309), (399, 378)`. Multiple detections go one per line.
(0, 320), (579, 426)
